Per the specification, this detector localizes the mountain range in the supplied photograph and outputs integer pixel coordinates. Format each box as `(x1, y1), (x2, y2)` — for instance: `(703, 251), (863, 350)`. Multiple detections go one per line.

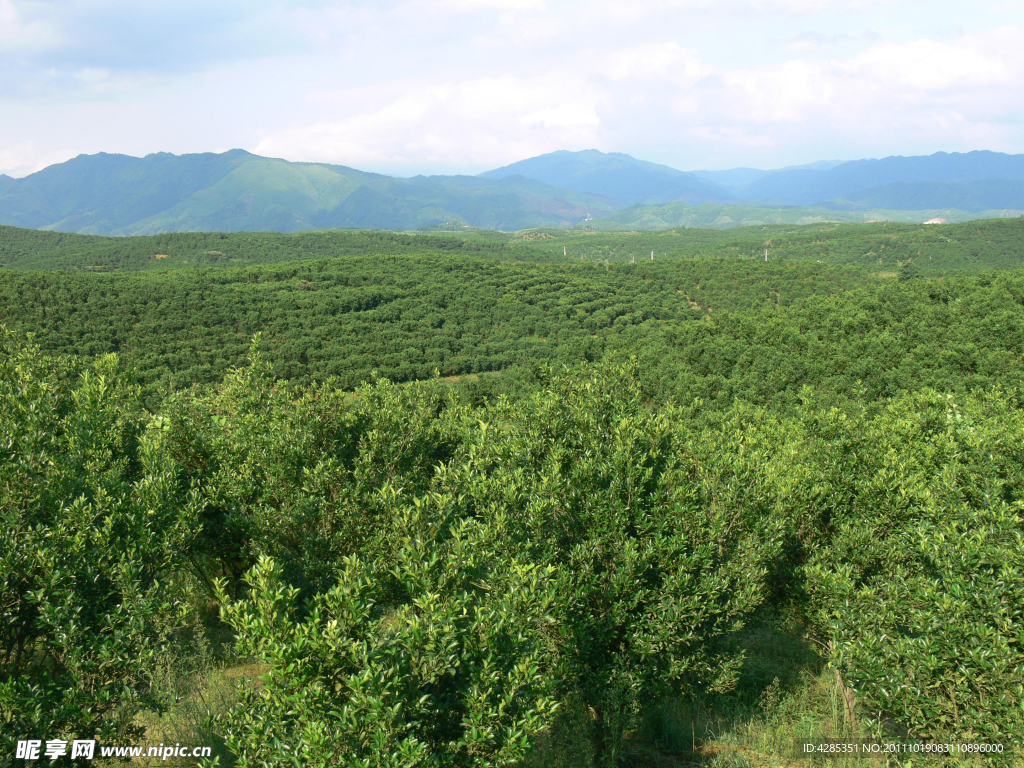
(480, 149), (730, 205)
(1, 148), (1022, 234)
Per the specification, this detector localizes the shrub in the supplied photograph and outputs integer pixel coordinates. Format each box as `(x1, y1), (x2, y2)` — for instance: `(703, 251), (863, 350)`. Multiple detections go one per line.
(0, 331), (201, 747)
(437, 364), (782, 765)
(212, 495), (557, 768)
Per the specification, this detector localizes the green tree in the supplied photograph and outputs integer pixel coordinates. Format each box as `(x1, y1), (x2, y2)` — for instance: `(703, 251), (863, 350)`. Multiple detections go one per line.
(802, 390), (1024, 743)
(211, 495), (558, 768)
(159, 345), (470, 600)
(0, 331), (201, 747)
(437, 364), (782, 765)
(898, 260), (922, 281)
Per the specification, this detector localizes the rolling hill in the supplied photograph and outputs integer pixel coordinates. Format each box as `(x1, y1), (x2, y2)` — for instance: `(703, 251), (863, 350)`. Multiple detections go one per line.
(480, 149), (1024, 215)
(583, 200), (1022, 230)
(827, 178), (1024, 213)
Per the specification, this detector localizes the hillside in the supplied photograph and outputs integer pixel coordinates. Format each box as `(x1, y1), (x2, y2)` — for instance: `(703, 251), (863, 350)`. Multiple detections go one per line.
(3, 217), (1024, 408)
(828, 178), (1024, 212)
(480, 149), (1024, 214)
(4, 149), (1024, 237)
(479, 149), (731, 204)
(0, 225), (554, 271)
(3, 247), (1021, 408)
(0, 151), (618, 235)
(4, 217), (1024, 276)
(583, 200), (1023, 229)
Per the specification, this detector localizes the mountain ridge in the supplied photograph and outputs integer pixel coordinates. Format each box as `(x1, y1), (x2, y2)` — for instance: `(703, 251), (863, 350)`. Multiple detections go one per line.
(740, 150), (1024, 205)
(480, 149), (732, 205)
(0, 151), (620, 234)
(3, 148), (1024, 235)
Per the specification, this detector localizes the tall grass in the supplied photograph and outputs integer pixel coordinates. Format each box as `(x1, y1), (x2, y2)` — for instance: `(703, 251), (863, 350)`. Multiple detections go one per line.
(520, 622), (1022, 767)
(114, 618), (1019, 767)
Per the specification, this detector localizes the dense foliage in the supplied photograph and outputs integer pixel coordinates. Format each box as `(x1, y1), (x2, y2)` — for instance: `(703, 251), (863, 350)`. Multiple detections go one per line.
(0, 333), (200, 751)
(4, 218), (1024, 274)
(0, 226), (549, 272)
(3, 219), (1024, 765)
(4, 221), (1024, 413)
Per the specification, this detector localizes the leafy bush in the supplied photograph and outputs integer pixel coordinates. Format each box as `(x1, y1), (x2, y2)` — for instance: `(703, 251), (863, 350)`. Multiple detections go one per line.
(0, 331), (200, 747)
(212, 495), (557, 768)
(824, 500), (1024, 743)
(436, 364), (783, 765)
(802, 391), (1024, 743)
(159, 344), (470, 599)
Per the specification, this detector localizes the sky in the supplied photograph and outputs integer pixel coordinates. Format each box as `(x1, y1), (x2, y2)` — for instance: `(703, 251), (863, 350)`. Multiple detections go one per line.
(1, 0), (1023, 177)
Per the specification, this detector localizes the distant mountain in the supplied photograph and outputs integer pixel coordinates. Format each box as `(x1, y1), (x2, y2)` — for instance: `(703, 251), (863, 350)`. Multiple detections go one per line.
(786, 160), (846, 172)
(739, 151), (1024, 206)
(690, 168), (768, 191)
(827, 179), (1024, 213)
(480, 149), (732, 205)
(0, 151), (618, 235)
(3, 148), (1023, 236)
(692, 160), (844, 194)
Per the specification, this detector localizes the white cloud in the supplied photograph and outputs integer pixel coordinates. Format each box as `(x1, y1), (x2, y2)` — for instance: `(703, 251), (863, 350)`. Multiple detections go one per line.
(0, 140), (78, 177)
(0, 140), (34, 175)
(849, 37), (1012, 90)
(603, 42), (709, 83)
(438, 0), (546, 10)
(3, 0), (1024, 175)
(254, 75), (601, 171)
(521, 101), (599, 129)
(73, 68), (111, 84)
(0, 0), (59, 52)
(247, 20), (1024, 174)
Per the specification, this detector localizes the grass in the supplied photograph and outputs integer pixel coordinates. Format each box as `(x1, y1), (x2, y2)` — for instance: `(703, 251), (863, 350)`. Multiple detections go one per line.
(522, 621), (1021, 768)
(111, 619), (1021, 767)
(125, 664), (253, 767)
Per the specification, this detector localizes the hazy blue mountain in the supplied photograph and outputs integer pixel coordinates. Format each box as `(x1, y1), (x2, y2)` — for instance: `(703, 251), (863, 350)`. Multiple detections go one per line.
(480, 149), (732, 205)
(740, 151), (1024, 206)
(0, 151), (618, 234)
(825, 179), (1024, 213)
(0, 175), (14, 195)
(585, 200), (1017, 230)
(784, 160), (845, 172)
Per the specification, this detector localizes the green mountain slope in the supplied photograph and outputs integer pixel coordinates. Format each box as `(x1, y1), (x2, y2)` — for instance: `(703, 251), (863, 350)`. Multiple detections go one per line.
(0, 150), (252, 232)
(5, 216), (1024, 279)
(0, 151), (619, 235)
(6, 148), (1024, 235)
(479, 149), (731, 204)
(828, 178), (1024, 213)
(0, 224), (557, 271)
(121, 156), (364, 234)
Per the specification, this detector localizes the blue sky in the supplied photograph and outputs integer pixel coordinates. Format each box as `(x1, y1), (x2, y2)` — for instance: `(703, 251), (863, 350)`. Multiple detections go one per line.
(1, 0), (1022, 177)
